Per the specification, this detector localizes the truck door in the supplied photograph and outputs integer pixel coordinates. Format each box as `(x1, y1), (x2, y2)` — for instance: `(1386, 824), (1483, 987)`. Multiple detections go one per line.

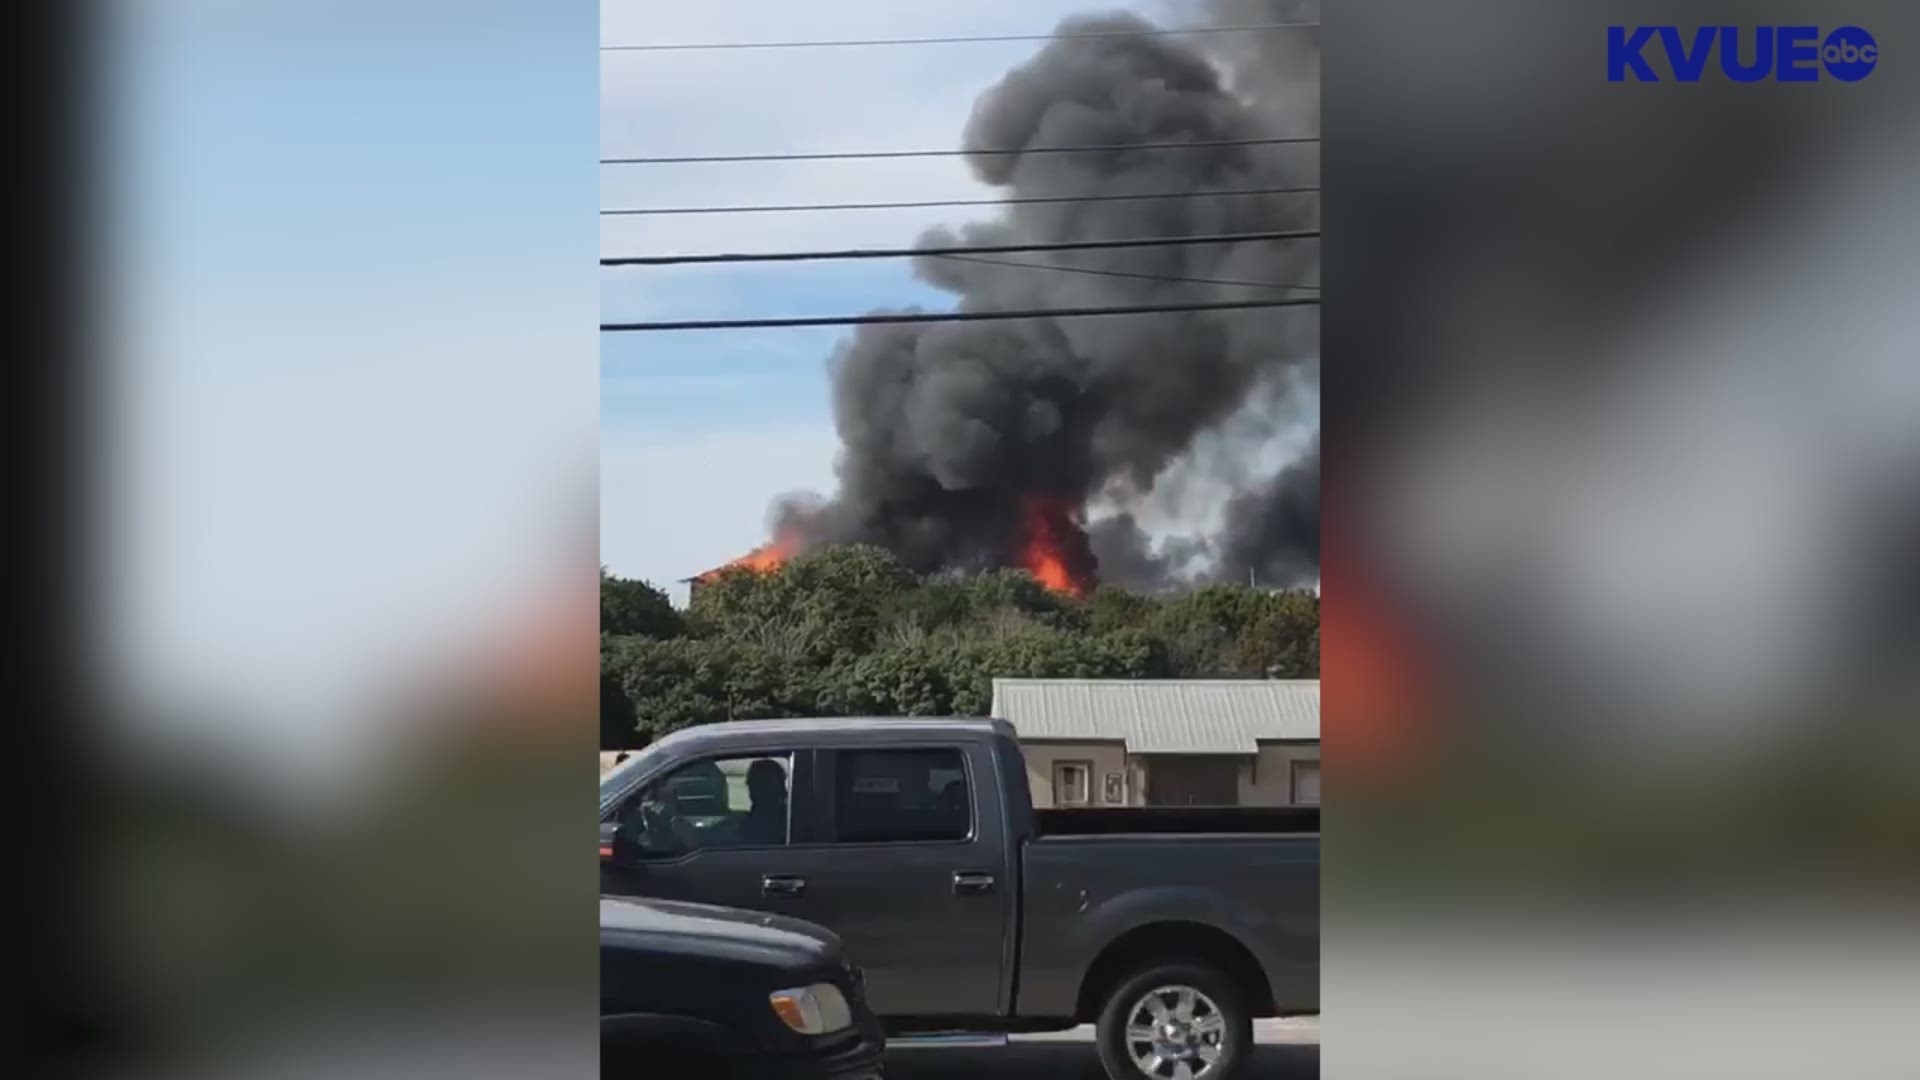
(766, 744), (1013, 1019)
(600, 749), (812, 916)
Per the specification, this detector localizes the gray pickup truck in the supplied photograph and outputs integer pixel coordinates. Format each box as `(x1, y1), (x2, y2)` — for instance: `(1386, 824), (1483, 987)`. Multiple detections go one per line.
(600, 717), (1317, 1080)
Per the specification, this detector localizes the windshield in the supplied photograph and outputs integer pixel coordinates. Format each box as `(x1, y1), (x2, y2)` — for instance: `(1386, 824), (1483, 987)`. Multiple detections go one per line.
(599, 742), (665, 809)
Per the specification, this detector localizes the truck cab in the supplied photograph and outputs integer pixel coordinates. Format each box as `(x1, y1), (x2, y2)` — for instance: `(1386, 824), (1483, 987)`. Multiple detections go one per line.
(601, 719), (1027, 1021)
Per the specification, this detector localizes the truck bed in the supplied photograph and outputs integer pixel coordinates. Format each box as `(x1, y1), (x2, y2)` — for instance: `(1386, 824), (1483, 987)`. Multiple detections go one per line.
(1033, 805), (1318, 837)
(1015, 828), (1321, 1019)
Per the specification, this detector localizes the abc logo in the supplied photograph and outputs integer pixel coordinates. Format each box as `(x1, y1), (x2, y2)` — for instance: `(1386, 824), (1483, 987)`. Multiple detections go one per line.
(1822, 26), (1878, 81)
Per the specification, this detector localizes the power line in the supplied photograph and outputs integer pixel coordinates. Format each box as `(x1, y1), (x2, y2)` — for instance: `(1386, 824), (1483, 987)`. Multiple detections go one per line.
(601, 135), (1317, 166)
(602, 21), (1319, 52)
(601, 228), (1319, 266)
(600, 185), (1320, 217)
(601, 297), (1318, 332)
(932, 253), (1319, 293)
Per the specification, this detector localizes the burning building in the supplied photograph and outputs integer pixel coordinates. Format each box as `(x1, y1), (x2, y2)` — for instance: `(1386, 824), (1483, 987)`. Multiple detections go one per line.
(708, 3), (1320, 596)
(681, 529), (805, 604)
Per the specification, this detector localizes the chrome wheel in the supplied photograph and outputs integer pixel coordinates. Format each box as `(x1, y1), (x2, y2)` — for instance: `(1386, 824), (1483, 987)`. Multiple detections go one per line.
(1123, 984), (1227, 1080)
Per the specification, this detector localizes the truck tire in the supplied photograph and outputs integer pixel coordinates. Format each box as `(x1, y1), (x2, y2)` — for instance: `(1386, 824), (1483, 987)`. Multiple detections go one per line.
(1094, 962), (1251, 1080)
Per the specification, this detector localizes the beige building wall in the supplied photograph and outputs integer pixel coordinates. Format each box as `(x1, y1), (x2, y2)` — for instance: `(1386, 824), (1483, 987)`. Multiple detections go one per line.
(1020, 741), (1321, 807)
(1238, 742), (1321, 806)
(1021, 741), (1133, 808)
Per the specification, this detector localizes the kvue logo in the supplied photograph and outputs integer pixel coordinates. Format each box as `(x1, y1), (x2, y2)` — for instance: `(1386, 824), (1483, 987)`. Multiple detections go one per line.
(1608, 26), (1878, 82)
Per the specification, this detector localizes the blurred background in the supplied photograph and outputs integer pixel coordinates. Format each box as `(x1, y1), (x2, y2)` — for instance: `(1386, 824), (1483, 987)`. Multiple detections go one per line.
(1324, 2), (1920, 1077)
(63, 1), (600, 1076)
(43, 0), (1920, 1077)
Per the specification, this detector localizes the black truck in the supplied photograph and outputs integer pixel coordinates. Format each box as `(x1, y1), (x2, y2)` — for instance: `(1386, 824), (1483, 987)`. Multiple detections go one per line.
(600, 895), (886, 1078)
(600, 717), (1318, 1080)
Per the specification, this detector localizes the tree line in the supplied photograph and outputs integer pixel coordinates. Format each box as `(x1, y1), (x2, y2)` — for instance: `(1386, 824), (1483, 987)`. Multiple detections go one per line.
(602, 545), (1319, 748)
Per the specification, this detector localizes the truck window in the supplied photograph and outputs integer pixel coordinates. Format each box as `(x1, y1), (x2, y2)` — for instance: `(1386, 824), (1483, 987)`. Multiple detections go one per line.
(617, 753), (792, 854)
(832, 748), (970, 843)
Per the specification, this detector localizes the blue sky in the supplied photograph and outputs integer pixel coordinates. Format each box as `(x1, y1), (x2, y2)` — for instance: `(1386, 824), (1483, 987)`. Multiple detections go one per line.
(599, 0), (1169, 597)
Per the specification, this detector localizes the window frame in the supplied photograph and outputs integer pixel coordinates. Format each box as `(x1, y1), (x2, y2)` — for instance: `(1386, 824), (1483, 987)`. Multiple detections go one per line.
(818, 745), (978, 847)
(1290, 758), (1321, 807)
(1052, 759), (1094, 807)
(612, 749), (799, 856)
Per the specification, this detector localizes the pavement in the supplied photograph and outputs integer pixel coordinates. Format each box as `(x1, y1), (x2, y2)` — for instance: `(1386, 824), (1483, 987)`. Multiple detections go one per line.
(886, 1018), (1319, 1079)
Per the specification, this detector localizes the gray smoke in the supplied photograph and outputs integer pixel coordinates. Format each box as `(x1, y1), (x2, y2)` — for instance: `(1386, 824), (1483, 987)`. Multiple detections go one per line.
(777, 3), (1320, 589)
(1217, 438), (1320, 586)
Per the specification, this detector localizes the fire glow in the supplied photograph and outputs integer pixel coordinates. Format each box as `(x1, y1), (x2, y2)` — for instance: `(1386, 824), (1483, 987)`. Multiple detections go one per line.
(1019, 496), (1092, 599)
(698, 529), (804, 584)
(699, 500), (1095, 600)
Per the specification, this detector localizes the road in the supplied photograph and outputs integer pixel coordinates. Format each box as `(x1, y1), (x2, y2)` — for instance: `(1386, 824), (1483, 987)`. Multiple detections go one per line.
(887, 1019), (1319, 1079)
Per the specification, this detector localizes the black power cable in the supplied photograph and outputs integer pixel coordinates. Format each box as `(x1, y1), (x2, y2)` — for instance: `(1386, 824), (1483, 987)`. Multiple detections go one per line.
(601, 297), (1319, 332)
(599, 185), (1320, 217)
(601, 229), (1319, 267)
(601, 135), (1318, 166)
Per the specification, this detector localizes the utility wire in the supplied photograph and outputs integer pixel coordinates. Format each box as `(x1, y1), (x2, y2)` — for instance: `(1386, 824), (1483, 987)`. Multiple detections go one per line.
(601, 228), (1319, 266)
(601, 297), (1318, 333)
(931, 253), (1318, 293)
(600, 185), (1320, 216)
(601, 135), (1317, 166)
(603, 22), (1320, 52)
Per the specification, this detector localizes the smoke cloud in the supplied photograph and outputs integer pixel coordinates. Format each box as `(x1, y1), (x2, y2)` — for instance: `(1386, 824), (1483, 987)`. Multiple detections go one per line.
(775, 3), (1320, 590)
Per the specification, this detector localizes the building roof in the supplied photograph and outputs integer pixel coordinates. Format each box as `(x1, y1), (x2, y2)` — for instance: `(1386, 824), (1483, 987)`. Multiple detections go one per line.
(989, 678), (1319, 754)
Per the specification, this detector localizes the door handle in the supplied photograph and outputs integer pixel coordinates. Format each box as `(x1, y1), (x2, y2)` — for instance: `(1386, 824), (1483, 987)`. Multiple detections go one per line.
(762, 874), (806, 898)
(952, 871), (996, 896)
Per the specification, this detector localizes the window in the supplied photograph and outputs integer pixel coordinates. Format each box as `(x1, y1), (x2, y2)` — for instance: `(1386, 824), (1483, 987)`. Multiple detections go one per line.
(1052, 761), (1092, 807)
(619, 752), (792, 854)
(1290, 759), (1320, 806)
(832, 748), (970, 843)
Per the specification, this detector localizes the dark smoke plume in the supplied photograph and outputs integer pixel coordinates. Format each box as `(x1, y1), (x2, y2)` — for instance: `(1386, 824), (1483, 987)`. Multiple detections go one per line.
(1217, 438), (1320, 586)
(777, 3), (1320, 589)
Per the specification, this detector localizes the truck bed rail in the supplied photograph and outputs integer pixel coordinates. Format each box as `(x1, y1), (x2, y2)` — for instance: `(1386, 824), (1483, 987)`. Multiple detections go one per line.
(1033, 805), (1319, 837)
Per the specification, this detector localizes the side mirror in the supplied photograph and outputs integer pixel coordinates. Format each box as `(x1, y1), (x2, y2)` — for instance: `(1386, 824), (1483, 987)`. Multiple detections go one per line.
(609, 805), (686, 863)
(606, 821), (647, 864)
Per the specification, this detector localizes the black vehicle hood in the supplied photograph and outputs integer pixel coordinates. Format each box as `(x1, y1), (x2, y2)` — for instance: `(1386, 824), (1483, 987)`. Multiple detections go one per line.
(600, 896), (843, 970)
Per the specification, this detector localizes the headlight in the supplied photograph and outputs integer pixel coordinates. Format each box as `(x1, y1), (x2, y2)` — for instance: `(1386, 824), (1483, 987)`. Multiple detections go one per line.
(768, 983), (853, 1035)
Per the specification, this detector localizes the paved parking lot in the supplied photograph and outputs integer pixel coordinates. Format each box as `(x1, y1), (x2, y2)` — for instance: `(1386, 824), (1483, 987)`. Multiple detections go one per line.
(887, 1018), (1318, 1079)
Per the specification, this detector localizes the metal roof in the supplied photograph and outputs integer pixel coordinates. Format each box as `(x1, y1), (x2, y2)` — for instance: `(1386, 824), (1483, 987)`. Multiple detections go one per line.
(989, 678), (1319, 754)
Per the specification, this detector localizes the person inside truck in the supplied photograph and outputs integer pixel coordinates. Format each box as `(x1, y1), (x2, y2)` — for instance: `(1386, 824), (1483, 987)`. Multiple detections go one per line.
(631, 760), (727, 854)
(740, 757), (789, 846)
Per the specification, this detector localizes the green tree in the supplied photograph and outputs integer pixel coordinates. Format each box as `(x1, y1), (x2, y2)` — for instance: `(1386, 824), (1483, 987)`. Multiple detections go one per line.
(600, 543), (1319, 733)
(691, 545), (915, 657)
(603, 637), (729, 739)
(1085, 584), (1154, 636)
(843, 643), (955, 716)
(1234, 590), (1321, 678)
(600, 570), (683, 639)
(962, 568), (1084, 628)
(600, 669), (639, 749)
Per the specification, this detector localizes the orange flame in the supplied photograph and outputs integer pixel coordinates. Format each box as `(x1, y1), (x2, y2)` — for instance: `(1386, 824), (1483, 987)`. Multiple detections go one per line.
(699, 528), (804, 583)
(1019, 496), (1091, 598)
